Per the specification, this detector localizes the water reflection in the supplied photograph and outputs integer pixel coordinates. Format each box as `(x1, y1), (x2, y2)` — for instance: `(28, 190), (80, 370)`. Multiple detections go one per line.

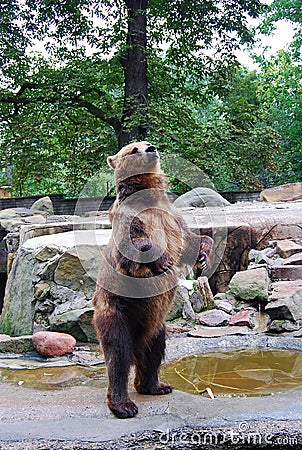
(161, 349), (302, 397)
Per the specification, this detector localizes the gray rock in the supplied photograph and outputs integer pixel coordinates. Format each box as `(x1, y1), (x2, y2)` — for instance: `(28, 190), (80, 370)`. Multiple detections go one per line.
(49, 308), (96, 342)
(248, 248), (276, 264)
(182, 296), (196, 321)
(265, 280), (302, 322)
(228, 267), (269, 303)
(54, 246), (100, 295)
(34, 282), (50, 300)
(31, 196), (54, 215)
(34, 245), (62, 262)
(0, 229), (110, 338)
(174, 187), (230, 208)
(0, 335), (35, 353)
(282, 252), (302, 266)
(167, 289), (183, 321)
(34, 254), (61, 281)
(0, 247), (35, 336)
(267, 320), (302, 333)
(189, 325), (252, 338)
(214, 300), (233, 314)
(190, 290), (204, 313)
(213, 293), (227, 302)
(197, 309), (231, 327)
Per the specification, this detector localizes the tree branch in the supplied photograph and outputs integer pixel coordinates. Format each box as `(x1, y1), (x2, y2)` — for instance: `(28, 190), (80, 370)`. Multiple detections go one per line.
(0, 87), (121, 137)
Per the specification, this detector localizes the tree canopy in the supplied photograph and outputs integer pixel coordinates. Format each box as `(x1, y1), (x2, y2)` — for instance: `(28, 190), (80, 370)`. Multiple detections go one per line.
(0, 0), (300, 196)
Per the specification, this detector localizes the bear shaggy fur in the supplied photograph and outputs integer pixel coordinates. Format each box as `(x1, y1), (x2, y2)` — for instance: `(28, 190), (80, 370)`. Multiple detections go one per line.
(92, 141), (213, 419)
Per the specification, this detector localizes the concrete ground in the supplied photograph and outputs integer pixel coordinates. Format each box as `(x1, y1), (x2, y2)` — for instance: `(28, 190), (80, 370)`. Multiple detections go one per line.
(1, 336), (302, 449)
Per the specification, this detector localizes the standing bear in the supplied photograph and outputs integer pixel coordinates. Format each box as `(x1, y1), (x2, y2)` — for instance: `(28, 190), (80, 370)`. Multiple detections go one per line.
(93, 141), (213, 419)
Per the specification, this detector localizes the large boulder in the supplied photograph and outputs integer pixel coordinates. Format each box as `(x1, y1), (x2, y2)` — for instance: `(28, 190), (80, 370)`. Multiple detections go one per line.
(0, 229), (111, 340)
(31, 196), (54, 215)
(228, 267), (269, 303)
(174, 187), (230, 208)
(260, 182), (302, 202)
(265, 280), (302, 322)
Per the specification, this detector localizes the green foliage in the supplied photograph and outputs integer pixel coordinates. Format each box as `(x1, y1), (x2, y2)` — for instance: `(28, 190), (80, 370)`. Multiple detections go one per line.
(256, 50), (302, 183)
(0, 0), (299, 196)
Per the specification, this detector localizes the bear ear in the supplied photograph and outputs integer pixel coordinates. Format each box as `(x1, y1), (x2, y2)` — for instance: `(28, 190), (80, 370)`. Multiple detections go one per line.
(107, 156), (116, 169)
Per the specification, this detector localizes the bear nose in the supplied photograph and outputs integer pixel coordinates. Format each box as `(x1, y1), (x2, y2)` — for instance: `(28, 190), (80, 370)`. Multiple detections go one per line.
(146, 145), (157, 153)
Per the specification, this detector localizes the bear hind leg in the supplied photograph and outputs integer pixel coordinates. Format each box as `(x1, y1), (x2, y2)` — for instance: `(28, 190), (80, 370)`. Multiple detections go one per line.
(134, 326), (173, 395)
(97, 314), (138, 419)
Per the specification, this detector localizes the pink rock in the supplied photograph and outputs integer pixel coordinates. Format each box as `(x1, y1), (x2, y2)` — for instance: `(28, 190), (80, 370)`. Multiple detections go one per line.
(260, 182), (302, 202)
(32, 331), (76, 357)
(197, 309), (230, 327)
(282, 252), (302, 266)
(276, 240), (302, 258)
(230, 310), (254, 328)
(0, 334), (11, 342)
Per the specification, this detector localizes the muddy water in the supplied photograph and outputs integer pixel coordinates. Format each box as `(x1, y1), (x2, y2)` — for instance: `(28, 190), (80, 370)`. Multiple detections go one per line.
(161, 349), (302, 397)
(2, 349), (302, 395)
(0, 357), (107, 390)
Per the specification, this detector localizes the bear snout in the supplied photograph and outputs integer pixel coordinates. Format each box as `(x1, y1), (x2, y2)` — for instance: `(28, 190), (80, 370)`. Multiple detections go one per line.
(146, 145), (157, 153)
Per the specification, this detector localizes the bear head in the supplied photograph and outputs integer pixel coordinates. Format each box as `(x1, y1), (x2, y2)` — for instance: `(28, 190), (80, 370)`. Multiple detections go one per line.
(107, 141), (162, 184)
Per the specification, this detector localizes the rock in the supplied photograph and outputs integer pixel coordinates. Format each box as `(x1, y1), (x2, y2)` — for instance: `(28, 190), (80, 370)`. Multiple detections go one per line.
(276, 240), (302, 258)
(31, 196), (54, 215)
(190, 290), (204, 313)
(229, 310), (254, 328)
(0, 335), (35, 353)
(0, 229), (110, 338)
(49, 308), (96, 342)
(248, 248), (276, 264)
(197, 309), (230, 327)
(0, 247), (35, 336)
(34, 245), (62, 262)
(174, 187), (230, 208)
(0, 334), (10, 342)
(182, 296), (196, 321)
(34, 282), (50, 300)
(260, 182), (302, 202)
(0, 208), (47, 232)
(265, 280), (302, 322)
(32, 331), (76, 357)
(252, 311), (271, 333)
(228, 267), (269, 303)
(209, 224), (252, 294)
(35, 254), (61, 281)
(267, 320), (302, 333)
(166, 323), (193, 336)
(270, 259), (302, 282)
(282, 253), (302, 265)
(214, 300), (233, 314)
(213, 293), (227, 301)
(189, 325), (251, 338)
(167, 287), (185, 321)
(197, 276), (214, 309)
(54, 246), (100, 297)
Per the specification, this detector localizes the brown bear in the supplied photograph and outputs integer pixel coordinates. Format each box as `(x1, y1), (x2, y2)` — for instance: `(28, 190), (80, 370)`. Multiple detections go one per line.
(92, 141), (213, 419)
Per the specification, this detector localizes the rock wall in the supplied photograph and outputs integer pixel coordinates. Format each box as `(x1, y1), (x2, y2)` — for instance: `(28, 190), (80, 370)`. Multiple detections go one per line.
(0, 229), (111, 341)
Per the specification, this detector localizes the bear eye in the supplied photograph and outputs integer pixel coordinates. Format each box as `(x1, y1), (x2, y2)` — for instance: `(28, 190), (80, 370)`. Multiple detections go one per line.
(131, 147), (138, 154)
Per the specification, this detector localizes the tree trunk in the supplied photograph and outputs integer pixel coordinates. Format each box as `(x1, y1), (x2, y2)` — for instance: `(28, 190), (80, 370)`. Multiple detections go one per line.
(119, 0), (149, 148)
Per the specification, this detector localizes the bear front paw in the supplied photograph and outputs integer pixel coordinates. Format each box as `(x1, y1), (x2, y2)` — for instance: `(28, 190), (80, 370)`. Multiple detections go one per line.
(150, 251), (174, 275)
(197, 252), (209, 272)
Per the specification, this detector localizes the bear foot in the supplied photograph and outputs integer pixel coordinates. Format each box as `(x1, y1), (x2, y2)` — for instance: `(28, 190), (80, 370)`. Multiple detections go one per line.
(108, 398), (138, 419)
(136, 382), (173, 395)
